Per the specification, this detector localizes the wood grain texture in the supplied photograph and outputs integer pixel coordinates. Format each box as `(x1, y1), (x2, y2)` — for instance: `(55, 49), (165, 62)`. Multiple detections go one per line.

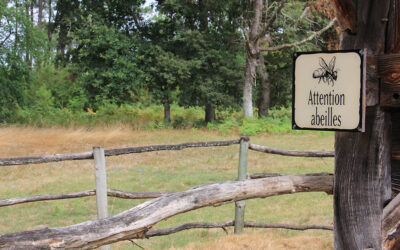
(333, 0), (393, 249)
(391, 113), (400, 197)
(334, 107), (392, 249)
(0, 140), (240, 166)
(379, 54), (400, 108)
(0, 174), (333, 249)
(331, 0), (356, 33)
(248, 143), (334, 157)
(383, 193), (400, 249)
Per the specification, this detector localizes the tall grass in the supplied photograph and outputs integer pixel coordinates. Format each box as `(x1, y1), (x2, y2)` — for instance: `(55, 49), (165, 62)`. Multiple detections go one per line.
(13, 104), (316, 136)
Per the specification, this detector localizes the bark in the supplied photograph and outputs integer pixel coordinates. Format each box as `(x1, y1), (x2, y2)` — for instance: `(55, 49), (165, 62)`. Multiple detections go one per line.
(332, 0), (394, 249)
(163, 95), (171, 123)
(25, 3), (30, 66)
(0, 174), (333, 249)
(48, 0), (52, 41)
(205, 103), (215, 123)
(38, 0), (43, 29)
(249, 143), (334, 157)
(383, 193), (400, 249)
(0, 139), (240, 166)
(243, 0), (263, 118)
(243, 56), (256, 117)
(144, 221), (332, 239)
(256, 53), (270, 117)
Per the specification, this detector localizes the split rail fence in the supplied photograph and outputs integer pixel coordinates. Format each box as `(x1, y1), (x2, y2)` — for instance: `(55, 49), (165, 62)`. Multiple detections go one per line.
(0, 137), (335, 249)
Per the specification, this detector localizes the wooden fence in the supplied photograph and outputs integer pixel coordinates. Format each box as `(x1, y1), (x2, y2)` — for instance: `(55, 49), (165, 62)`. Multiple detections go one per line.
(0, 137), (335, 249)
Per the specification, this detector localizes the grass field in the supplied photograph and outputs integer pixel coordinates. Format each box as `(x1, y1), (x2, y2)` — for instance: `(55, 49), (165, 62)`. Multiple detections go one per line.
(0, 127), (334, 249)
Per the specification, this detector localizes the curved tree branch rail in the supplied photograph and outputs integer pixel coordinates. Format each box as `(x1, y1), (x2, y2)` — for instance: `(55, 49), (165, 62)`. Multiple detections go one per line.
(0, 139), (240, 166)
(0, 174), (333, 249)
(249, 143), (335, 157)
(0, 173), (333, 207)
(143, 221), (333, 239)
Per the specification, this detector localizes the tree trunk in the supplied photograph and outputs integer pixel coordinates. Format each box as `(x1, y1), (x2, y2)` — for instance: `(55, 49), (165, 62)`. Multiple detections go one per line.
(332, 0), (393, 249)
(205, 103), (215, 123)
(257, 53), (270, 118)
(243, 0), (263, 118)
(38, 0), (43, 29)
(48, 0), (52, 41)
(25, 3), (31, 66)
(243, 56), (255, 117)
(163, 95), (171, 123)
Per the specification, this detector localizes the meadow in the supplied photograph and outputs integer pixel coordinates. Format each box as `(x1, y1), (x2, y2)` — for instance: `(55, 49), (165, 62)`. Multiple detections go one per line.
(0, 126), (334, 249)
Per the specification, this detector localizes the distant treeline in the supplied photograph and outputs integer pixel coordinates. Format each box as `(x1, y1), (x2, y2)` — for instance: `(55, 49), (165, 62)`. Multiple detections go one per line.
(0, 0), (337, 125)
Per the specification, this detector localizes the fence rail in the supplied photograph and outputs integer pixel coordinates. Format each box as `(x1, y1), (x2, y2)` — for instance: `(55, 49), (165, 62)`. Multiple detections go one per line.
(0, 137), (336, 249)
(0, 139), (241, 166)
(0, 173), (333, 249)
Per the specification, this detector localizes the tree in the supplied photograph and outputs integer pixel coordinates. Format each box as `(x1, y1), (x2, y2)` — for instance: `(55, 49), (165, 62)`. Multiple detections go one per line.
(241, 0), (337, 117)
(155, 0), (244, 123)
(0, 0), (47, 122)
(256, 0), (338, 116)
(71, 18), (143, 108)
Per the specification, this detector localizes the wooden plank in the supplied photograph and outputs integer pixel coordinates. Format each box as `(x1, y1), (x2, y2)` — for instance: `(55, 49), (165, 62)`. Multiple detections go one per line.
(379, 54), (400, 108)
(0, 174), (333, 249)
(234, 137), (249, 234)
(0, 140), (240, 166)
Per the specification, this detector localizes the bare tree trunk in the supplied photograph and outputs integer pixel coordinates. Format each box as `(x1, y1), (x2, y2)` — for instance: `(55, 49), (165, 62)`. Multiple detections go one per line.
(205, 103), (215, 123)
(38, 0), (43, 29)
(332, 0), (393, 249)
(244, 55), (256, 117)
(243, 0), (263, 118)
(48, 0), (52, 41)
(25, 2), (31, 66)
(256, 53), (270, 118)
(163, 95), (171, 123)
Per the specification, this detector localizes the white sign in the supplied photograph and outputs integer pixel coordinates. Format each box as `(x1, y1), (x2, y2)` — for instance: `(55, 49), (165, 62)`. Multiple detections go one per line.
(293, 51), (364, 131)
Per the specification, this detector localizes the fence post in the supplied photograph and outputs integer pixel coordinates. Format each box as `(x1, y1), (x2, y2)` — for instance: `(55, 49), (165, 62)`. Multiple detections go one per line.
(234, 136), (249, 234)
(93, 147), (111, 250)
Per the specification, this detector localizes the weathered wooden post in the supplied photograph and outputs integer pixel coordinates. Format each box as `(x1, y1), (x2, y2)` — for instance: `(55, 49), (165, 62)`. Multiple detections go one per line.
(93, 146), (111, 250)
(331, 0), (399, 249)
(234, 136), (249, 234)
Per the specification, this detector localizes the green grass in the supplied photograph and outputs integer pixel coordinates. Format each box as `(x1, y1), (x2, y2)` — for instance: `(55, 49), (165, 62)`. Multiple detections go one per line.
(0, 128), (334, 249)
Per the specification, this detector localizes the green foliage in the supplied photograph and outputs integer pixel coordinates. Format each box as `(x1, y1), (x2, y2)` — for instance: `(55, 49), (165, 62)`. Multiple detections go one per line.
(0, 2), (50, 123)
(71, 19), (143, 108)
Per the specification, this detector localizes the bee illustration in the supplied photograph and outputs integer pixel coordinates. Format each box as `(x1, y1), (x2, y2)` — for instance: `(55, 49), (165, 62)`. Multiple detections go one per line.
(312, 56), (338, 86)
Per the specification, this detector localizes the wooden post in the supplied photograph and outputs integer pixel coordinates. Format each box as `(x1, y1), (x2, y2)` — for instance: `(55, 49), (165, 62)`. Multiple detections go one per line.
(332, 0), (399, 249)
(93, 147), (111, 250)
(234, 136), (249, 234)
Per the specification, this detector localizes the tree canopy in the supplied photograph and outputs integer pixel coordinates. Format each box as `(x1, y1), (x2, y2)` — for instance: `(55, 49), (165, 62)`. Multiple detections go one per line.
(0, 0), (337, 125)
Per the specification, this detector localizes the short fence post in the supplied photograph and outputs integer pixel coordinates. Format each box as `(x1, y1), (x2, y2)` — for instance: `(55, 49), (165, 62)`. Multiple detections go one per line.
(93, 147), (111, 250)
(234, 136), (249, 234)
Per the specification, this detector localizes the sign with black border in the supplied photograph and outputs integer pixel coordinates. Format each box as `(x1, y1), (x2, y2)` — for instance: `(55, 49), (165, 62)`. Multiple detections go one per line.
(292, 50), (365, 132)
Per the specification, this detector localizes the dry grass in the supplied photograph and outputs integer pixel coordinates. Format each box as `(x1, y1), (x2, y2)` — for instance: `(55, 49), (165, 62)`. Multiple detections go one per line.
(178, 230), (333, 250)
(0, 126), (334, 249)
